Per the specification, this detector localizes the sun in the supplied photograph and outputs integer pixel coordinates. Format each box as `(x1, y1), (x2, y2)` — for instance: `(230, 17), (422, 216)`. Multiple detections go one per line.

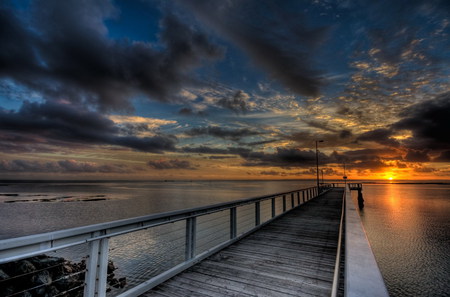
(388, 177), (394, 180)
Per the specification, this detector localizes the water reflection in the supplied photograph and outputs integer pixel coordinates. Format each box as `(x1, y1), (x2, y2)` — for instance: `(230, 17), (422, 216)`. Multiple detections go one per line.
(356, 184), (450, 297)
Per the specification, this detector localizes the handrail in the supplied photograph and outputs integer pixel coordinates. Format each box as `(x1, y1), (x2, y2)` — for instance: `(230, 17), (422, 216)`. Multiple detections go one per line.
(331, 184), (346, 297)
(0, 184), (336, 297)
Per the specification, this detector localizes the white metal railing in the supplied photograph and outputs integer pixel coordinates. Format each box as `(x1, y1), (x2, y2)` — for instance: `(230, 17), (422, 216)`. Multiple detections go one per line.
(0, 184), (334, 297)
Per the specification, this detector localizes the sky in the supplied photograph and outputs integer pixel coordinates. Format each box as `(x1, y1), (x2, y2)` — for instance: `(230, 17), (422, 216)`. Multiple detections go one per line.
(0, 0), (449, 181)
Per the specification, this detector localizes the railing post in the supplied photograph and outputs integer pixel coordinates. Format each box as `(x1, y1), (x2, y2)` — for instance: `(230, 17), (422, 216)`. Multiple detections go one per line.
(291, 193), (295, 208)
(302, 190), (305, 203)
(255, 202), (260, 226)
(83, 233), (109, 297)
(282, 195), (286, 212)
(97, 238), (109, 297)
(185, 217), (196, 260)
(297, 192), (300, 205)
(84, 237), (100, 297)
(271, 197), (276, 218)
(230, 207), (237, 239)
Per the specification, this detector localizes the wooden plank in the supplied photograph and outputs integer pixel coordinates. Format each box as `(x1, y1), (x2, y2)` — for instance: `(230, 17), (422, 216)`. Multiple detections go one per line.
(170, 274), (257, 297)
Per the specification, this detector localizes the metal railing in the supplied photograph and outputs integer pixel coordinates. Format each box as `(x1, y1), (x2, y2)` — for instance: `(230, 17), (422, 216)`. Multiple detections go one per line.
(0, 184), (334, 297)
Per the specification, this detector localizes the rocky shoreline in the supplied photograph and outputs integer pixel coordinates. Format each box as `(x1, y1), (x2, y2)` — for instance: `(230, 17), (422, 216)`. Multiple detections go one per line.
(0, 255), (126, 297)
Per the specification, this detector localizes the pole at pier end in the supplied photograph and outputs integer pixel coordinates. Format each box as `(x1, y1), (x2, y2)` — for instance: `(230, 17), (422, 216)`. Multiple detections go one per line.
(315, 140), (324, 194)
(343, 162), (348, 187)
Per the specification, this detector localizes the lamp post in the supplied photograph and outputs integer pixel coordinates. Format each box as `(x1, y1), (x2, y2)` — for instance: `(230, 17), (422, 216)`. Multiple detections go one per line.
(315, 140), (324, 193)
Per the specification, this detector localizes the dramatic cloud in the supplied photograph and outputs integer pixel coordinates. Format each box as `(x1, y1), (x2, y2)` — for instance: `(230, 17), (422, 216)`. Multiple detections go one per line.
(178, 107), (207, 116)
(434, 150), (450, 162)
(404, 150), (430, 163)
(392, 92), (450, 150)
(0, 100), (177, 153)
(357, 128), (400, 147)
(357, 92), (450, 160)
(109, 115), (177, 137)
(239, 148), (331, 169)
(217, 90), (250, 114)
(0, 159), (133, 173)
(185, 126), (261, 141)
(147, 159), (197, 170)
(181, 146), (252, 157)
(0, 1), (223, 110)
(178, 0), (326, 97)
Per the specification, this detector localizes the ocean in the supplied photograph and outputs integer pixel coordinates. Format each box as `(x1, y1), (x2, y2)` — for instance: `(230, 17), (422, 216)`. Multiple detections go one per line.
(1, 180), (449, 296)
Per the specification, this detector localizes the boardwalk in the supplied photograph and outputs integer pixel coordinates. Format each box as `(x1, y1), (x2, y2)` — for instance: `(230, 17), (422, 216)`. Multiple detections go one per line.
(143, 188), (344, 297)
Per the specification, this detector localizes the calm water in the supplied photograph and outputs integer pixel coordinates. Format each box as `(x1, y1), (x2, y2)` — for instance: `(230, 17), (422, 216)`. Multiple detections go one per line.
(355, 183), (450, 297)
(1, 180), (449, 296)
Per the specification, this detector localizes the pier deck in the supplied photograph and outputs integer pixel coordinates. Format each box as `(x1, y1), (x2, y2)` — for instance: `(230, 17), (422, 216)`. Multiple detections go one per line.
(143, 188), (344, 297)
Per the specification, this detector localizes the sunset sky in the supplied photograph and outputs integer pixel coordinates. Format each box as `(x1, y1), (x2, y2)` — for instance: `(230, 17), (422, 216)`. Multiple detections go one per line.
(1, 0), (449, 180)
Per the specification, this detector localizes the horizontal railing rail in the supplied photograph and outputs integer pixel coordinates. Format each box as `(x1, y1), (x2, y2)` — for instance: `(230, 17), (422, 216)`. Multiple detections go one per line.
(0, 184), (338, 297)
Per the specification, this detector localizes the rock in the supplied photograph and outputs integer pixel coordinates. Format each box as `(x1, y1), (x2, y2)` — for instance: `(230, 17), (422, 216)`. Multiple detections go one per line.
(43, 285), (59, 297)
(30, 256), (64, 269)
(0, 268), (9, 280)
(0, 255), (124, 296)
(107, 260), (116, 274)
(32, 270), (52, 286)
(17, 260), (37, 275)
(20, 292), (33, 297)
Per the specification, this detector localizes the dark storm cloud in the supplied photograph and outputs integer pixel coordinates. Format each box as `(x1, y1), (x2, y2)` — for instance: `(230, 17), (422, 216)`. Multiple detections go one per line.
(239, 148), (331, 169)
(185, 126), (261, 141)
(357, 128), (400, 147)
(178, 107), (207, 116)
(357, 92), (450, 160)
(0, 159), (133, 173)
(330, 148), (404, 171)
(0, 1), (223, 110)
(178, 0), (326, 97)
(0, 100), (177, 153)
(217, 90), (250, 114)
(404, 150), (430, 162)
(302, 119), (353, 139)
(285, 130), (355, 149)
(434, 150), (450, 162)
(181, 146), (252, 155)
(147, 159), (197, 170)
(392, 92), (450, 150)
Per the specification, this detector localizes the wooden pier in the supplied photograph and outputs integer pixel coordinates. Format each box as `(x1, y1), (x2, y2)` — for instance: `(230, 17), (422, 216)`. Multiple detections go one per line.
(143, 188), (344, 297)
